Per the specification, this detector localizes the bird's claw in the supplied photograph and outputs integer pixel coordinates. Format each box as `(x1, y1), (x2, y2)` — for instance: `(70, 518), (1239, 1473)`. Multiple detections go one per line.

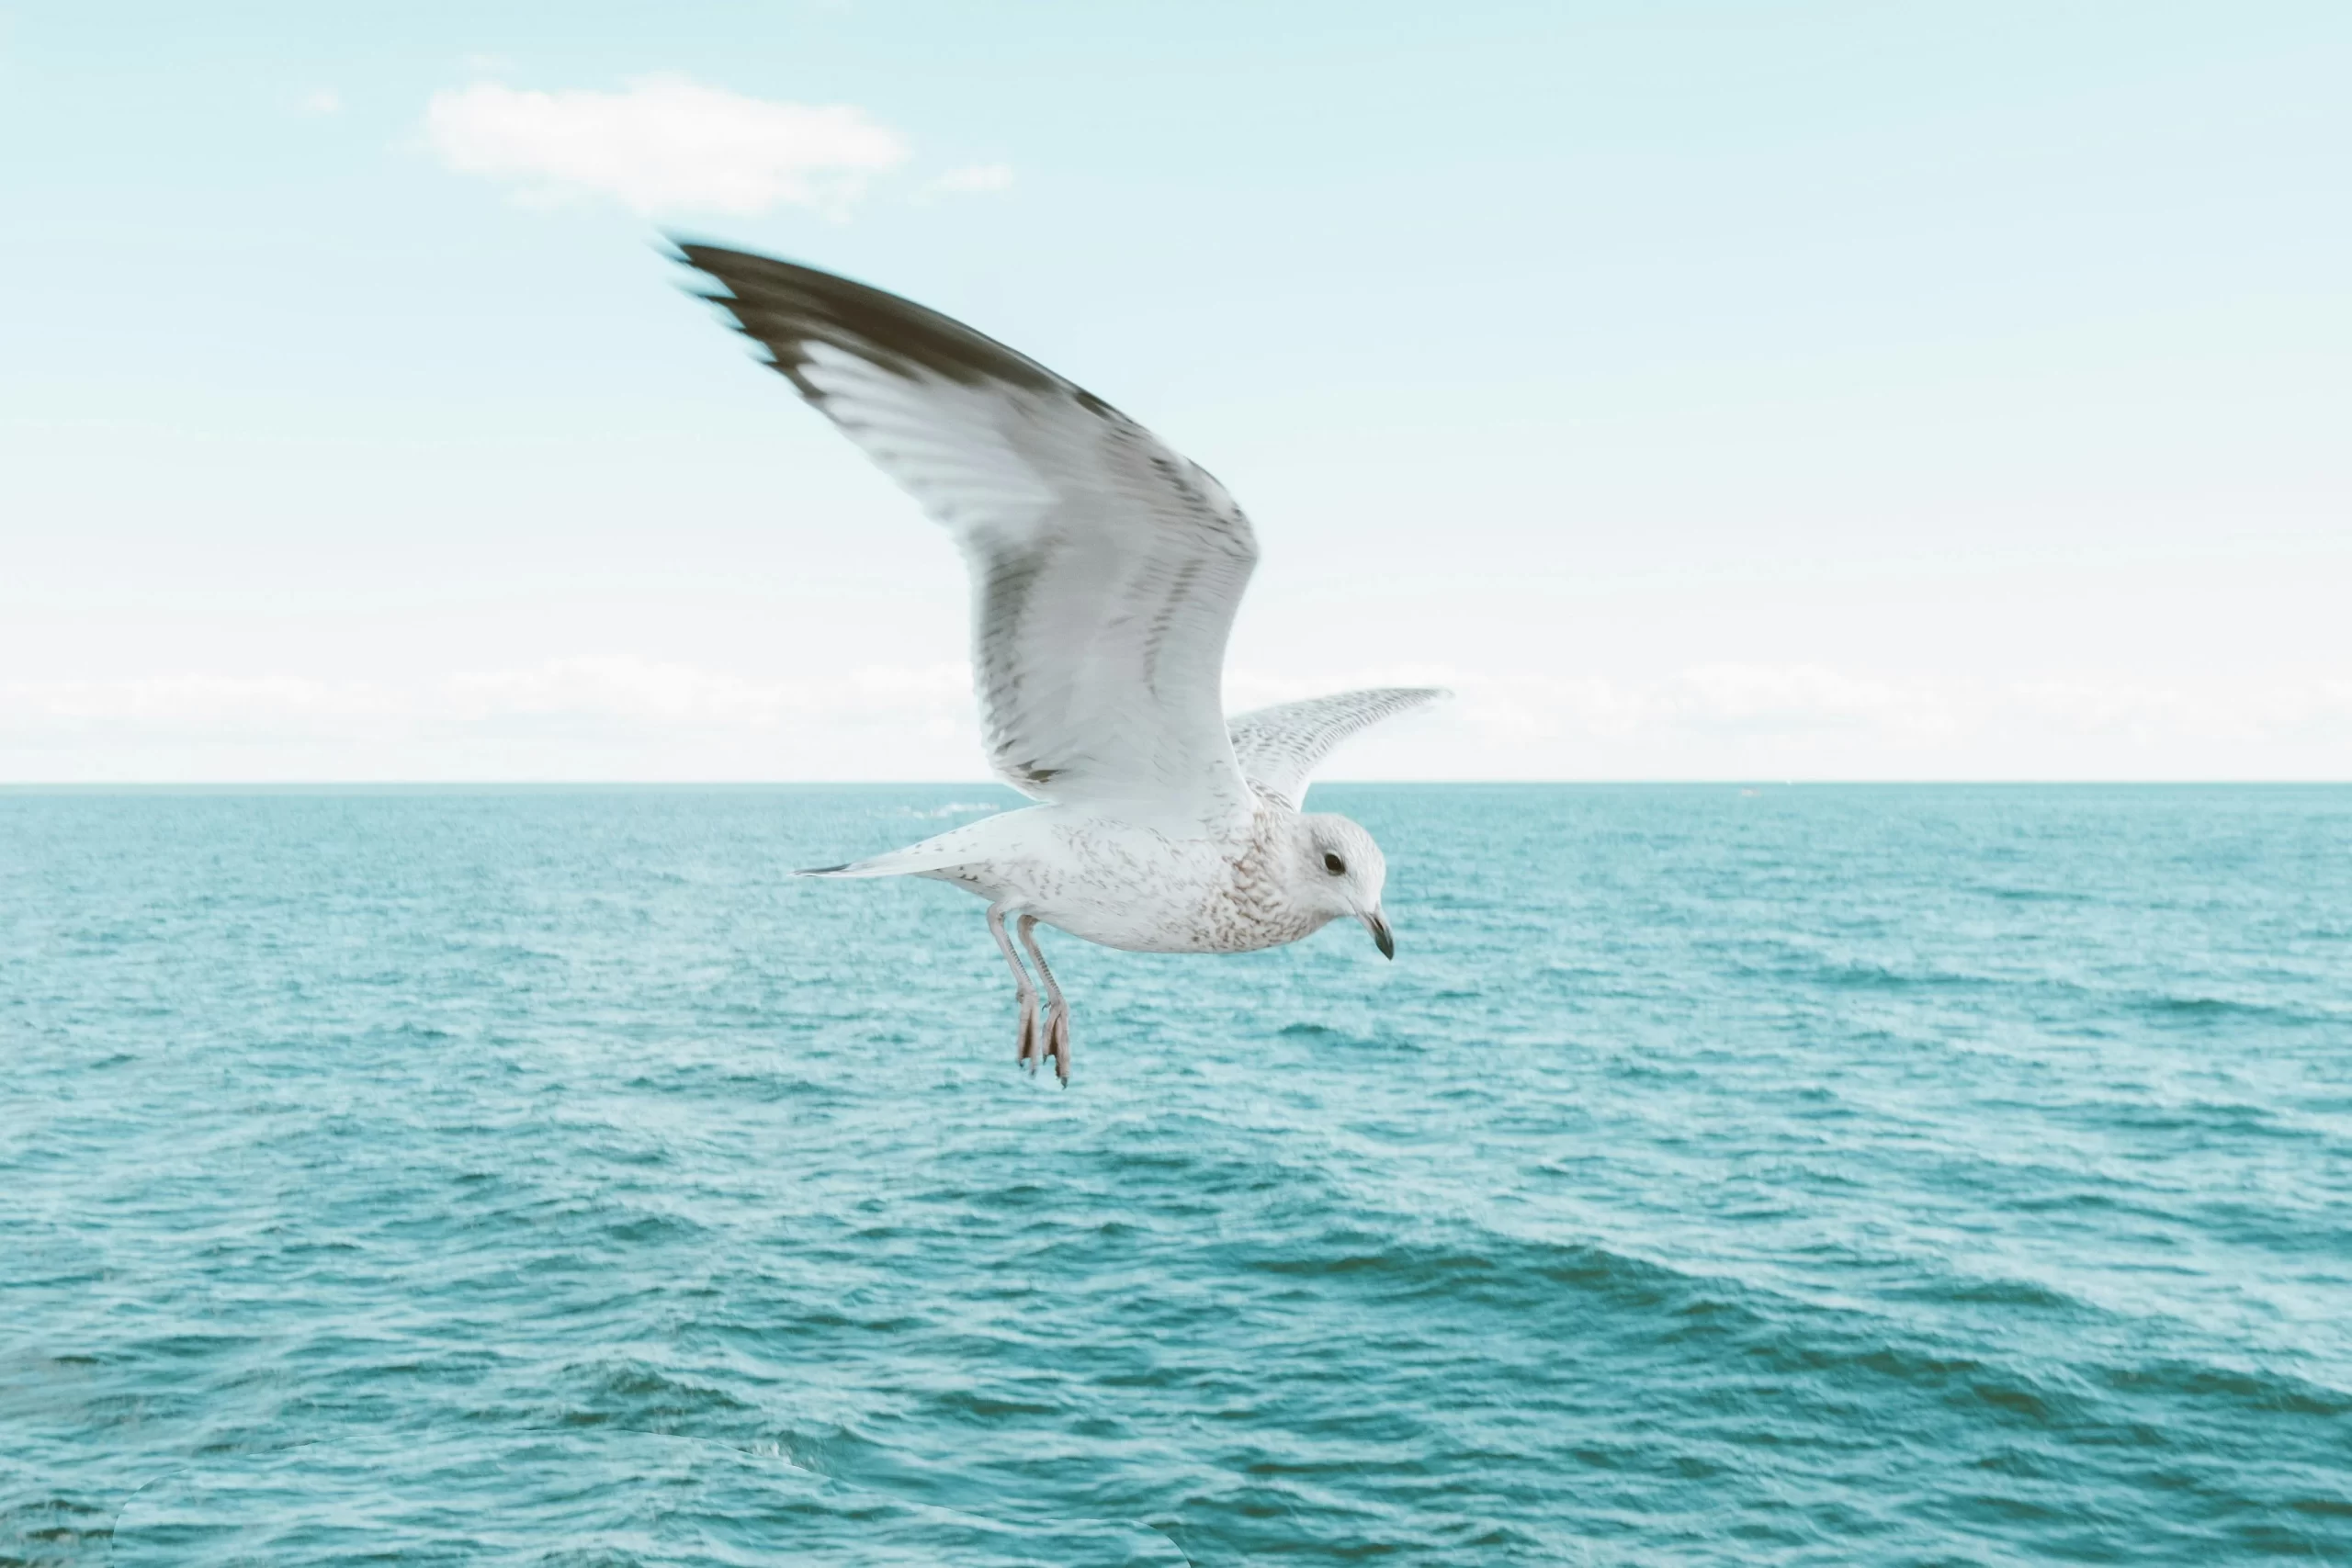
(1044, 1008), (1071, 1086)
(1017, 994), (1041, 1072)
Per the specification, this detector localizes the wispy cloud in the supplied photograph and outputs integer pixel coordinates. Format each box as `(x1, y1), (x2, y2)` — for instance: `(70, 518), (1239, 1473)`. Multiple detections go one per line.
(0, 659), (972, 744)
(928, 162), (1014, 196)
(299, 88), (342, 116)
(422, 75), (910, 217)
(1233, 663), (2352, 755)
(9, 660), (2350, 780)
(0, 661), (979, 782)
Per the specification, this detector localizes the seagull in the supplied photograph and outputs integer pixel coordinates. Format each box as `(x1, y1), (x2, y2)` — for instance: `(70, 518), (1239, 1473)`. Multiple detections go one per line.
(676, 244), (1446, 1083)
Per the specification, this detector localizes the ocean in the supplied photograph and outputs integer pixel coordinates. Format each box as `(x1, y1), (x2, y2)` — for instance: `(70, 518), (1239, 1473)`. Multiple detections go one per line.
(4, 784), (2346, 1564)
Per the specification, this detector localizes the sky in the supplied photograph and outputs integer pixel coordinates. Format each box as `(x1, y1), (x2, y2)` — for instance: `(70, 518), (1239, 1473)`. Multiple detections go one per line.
(5, 1), (2348, 782)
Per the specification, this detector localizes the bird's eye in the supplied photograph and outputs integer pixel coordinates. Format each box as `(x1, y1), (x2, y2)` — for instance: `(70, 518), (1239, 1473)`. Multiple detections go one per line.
(1323, 852), (1347, 876)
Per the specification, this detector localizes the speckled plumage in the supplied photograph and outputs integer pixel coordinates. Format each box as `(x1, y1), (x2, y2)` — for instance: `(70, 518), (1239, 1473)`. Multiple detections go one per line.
(889, 800), (1356, 955)
(677, 243), (1444, 1079)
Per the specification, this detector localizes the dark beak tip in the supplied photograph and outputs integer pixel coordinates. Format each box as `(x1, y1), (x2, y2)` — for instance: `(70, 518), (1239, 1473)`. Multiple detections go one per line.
(1371, 919), (1396, 961)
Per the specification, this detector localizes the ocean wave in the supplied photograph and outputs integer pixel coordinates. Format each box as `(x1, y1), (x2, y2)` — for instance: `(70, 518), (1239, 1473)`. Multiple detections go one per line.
(15, 784), (2352, 1564)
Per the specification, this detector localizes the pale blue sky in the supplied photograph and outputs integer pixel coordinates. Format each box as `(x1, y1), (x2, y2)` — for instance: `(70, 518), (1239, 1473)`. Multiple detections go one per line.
(6, 2), (2347, 780)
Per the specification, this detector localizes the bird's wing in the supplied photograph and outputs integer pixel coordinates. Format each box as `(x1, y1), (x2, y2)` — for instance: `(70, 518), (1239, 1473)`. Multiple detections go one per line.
(1226, 687), (1450, 810)
(679, 243), (1259, 837)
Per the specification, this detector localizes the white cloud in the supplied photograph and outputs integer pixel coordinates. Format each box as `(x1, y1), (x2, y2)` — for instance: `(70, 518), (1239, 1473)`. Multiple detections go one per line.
(300, 88), (342, 116)
(6, 660), (2351, 781)
(422, 75), (910, 216)
(1, 674), (399, 739)
(1233, 663), (2352, 765)
(0, 660), (969, 738)
(435, 656), (970, 733)
(0, 659), (981, 782)
(929, 163), (1014, 196)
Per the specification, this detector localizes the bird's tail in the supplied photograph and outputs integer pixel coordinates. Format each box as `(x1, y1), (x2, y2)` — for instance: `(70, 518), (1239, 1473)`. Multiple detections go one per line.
(797, 811), (1023, 880)
(793, 854), (918, 878)
(793, 837), (984, 880)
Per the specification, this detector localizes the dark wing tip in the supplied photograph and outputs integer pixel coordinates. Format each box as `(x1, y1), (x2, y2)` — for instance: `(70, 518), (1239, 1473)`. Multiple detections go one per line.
(673, 242), (1061, 395)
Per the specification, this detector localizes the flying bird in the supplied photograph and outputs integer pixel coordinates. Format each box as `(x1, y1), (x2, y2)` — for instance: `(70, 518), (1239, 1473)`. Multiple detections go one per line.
(677, 244), (1445, 1082)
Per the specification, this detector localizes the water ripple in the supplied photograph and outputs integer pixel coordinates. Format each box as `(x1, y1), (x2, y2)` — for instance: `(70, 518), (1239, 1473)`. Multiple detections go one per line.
(4, 784), (2348, 1563)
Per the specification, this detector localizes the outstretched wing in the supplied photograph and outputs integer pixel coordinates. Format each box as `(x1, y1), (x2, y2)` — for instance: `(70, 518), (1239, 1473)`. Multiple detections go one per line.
(678, 243), (1260, 837)
(1227, 687), (1450, 810)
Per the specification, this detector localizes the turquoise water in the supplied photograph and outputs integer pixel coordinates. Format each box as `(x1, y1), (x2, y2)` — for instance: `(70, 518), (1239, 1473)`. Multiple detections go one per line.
(4, 784), (2347, 1565)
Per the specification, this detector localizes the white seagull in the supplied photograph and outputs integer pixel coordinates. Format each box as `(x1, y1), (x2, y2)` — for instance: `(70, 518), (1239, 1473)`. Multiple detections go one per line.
(678, 244), (1445, 1083)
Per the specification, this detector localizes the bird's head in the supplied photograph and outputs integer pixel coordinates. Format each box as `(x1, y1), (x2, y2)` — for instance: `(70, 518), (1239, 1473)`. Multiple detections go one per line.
(1295, 812), (1394, 958)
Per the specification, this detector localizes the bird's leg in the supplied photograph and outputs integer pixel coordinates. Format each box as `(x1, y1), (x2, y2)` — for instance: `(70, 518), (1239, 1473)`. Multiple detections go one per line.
(987, 902), (1041, 1071)
(1019, 915), (1070, 1085)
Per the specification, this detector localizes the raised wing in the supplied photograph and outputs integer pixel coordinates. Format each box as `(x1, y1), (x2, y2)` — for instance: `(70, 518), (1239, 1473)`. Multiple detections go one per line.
(1227, 687), (1450, 810)
(678, 243), (1259, 836)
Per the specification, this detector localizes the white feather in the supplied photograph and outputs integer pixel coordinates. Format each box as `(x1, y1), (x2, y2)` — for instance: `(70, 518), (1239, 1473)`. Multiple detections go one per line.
(1227, 687), (1451, 810)
(682, 246), (1260, 838)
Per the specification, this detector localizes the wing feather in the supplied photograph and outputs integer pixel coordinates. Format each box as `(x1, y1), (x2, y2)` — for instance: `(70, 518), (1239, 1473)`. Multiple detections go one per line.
(677, 244), (1260, 834)
(1227, 688), (1450, 810)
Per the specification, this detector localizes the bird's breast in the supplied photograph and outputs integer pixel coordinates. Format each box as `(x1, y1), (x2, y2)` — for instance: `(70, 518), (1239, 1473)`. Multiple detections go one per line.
(1015, 813), (1322, 954)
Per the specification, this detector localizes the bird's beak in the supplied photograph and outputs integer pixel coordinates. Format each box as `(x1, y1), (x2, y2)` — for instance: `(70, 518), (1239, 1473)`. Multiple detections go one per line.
(1363, 909), (1395, 960)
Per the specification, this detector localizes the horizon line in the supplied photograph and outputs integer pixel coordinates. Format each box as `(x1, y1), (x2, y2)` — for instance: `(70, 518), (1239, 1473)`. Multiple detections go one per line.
(6, 780), (2349, 793)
